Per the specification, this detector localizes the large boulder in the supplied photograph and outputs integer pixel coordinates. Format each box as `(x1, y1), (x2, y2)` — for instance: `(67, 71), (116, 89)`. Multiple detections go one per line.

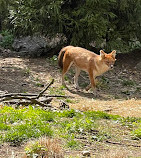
(12, 34), (66, 57)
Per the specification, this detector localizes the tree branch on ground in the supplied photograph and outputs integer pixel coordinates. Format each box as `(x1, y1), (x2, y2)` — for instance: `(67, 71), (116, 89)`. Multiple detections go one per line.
(0, 79), (72, 108)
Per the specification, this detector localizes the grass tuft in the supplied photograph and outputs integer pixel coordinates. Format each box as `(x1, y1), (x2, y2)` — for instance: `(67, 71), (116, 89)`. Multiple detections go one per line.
(25, 137), (64, 158)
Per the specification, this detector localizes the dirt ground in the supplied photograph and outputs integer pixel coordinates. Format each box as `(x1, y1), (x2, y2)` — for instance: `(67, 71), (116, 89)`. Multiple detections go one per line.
(0, 49), (141, 157)
(0, 50), (140, 117)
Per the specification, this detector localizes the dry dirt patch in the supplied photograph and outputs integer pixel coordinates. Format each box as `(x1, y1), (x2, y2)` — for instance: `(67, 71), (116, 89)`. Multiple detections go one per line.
(0, 56), (141, 117)
(70, 99), (141, 117)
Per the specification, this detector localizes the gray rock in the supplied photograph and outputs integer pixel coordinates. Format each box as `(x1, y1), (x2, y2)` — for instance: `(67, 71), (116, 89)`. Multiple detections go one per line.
(82, 150), (91, 157)
(12, 36), (47, 57)
(12, 34), (66, 57)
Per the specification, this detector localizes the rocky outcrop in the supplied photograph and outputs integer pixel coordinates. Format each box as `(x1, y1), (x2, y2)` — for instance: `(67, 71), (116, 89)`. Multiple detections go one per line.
(12, 34), (66, 57)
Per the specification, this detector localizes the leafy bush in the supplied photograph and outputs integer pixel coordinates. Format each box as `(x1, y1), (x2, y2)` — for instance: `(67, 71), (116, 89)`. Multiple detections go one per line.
(8, 0), (141, 52)
(0, 30), (14, 49)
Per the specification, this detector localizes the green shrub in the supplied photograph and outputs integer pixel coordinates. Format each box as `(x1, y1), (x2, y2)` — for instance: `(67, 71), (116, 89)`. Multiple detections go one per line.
(0, 30), (14, 49)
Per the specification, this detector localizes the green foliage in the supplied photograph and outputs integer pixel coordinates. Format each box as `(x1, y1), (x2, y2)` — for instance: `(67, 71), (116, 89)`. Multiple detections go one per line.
(65, 98), (76, 104)
(122, 79), (136, 86)
(0, 106), (54, 144)
(4, 123), (53, 144)
(66, 135), (80, 149)
(40, 111), (54, 122)
(0, 123), (10, 130)
(58, 109), (77, 118)
(6, 0), (141, 52)
(120, 117), (141, 128)
(132, 127), (141, 139)
(0, 30), (14, 49)
(35, 82), (44, 87)
(49, 86), (65, 95)
(48, 55), (58, 65)
(97, 76), (110, 89)
(25, 141), (47, 157)
(84, 111), (120, 120)
(0, 105), (140, 148)
(0, 0), (11, 30)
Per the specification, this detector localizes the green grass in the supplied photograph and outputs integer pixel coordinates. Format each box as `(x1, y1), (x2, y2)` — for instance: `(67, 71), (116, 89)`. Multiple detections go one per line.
(48, 55), (58, 65)
(65, 98), (76, 103)
(0, 106), (140, 148)
(0, 122), (11, 130)
(95, 76), (110, 90)
(35, 82), (44, 87)
(66, 135), (80, 149)
(122, 79), (136, 86)
(25, 141), (46, 157)
(132, 127), (141, 139)
(49, 86), (66, 95)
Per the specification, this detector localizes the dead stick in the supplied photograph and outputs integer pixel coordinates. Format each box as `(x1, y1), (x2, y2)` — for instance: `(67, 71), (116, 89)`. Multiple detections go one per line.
(105, 140), (141, 148)
(0, 96), (51, 107)
(36, 79), (54, 99)
(43, 95), (74, 98)
(3, 98), (52, 105)
(0, 93), (38, 98)
(0, 93), (73, 99)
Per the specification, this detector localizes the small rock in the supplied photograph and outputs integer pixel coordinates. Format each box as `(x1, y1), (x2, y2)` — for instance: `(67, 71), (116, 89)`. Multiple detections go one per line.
(82, 150), (91, 157)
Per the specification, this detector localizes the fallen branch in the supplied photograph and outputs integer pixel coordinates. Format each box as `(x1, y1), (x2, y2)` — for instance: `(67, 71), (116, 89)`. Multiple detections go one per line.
(0, 93), (38, 98)
(0, 79), (73, 108)
(3, 98), (53, 106)
(36, 79), (54, 99)
(0, 93), (73, 99)
(105, 140), (141, 148)
(0, 96), (52, 107)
